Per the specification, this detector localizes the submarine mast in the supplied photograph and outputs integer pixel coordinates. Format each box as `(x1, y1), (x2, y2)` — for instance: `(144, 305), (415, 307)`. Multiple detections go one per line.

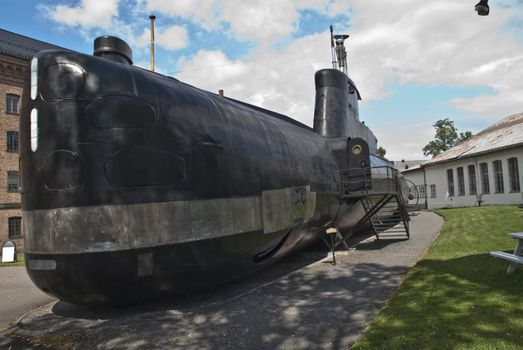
(334, 34), (349, 75)
(313, 27), (359, 139)
(313, 26), (377, 154)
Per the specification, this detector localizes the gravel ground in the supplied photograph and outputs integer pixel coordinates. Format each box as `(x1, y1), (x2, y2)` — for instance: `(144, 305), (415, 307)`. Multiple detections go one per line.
(3, 211), (443, 350)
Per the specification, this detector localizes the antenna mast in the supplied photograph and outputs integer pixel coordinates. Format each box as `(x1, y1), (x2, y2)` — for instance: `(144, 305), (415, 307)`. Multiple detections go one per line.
(330, 25), (350, 75)
(334, 34), (349, 75)
(330, 25), (337, 69)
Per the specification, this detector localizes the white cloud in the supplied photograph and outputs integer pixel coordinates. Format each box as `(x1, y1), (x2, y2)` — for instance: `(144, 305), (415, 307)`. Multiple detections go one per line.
(43, 0), (119, 28)
(173, 1), (523, 160)
(145, 0), (331, 48)
(40, 0), (523, 159)
(343, 1), (523, 117)
(176, 49), (250, 97)
(176, 32), (329, 125)
(138, 26), (189, 51)
(371, 121), (433, 161)
(159, 26), (189, 50)
(146, 0), (221, 29)
(219, 0), (328, 49)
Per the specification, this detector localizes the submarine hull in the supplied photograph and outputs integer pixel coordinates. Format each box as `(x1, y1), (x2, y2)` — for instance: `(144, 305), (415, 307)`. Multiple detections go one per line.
(25, 228), (319, 305)
(21, 47), (402, 305)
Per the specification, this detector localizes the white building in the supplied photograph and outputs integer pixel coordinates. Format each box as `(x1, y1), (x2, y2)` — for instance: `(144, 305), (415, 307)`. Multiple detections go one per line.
(393, 159), (425, 171)
(402, 113), (523, 209)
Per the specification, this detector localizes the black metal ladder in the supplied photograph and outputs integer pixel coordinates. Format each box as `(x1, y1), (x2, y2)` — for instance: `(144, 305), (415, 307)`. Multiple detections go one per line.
(360, 193), (410, 239)
(323, 166), (411, 260)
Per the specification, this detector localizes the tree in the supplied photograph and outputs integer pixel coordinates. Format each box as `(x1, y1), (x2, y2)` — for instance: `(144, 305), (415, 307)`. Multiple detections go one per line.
(376, 146), (387, 157)
(422, 118), (472, 157)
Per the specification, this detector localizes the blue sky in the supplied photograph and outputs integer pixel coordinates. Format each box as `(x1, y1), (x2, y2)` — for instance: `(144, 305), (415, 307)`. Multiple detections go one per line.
(2, 0), (523, 160)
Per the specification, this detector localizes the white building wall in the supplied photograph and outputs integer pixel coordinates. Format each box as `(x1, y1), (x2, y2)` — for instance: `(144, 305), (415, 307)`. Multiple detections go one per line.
(402, 168), (424, 188)
(425, 146), (523, 209)
(401, 168), (426, 206)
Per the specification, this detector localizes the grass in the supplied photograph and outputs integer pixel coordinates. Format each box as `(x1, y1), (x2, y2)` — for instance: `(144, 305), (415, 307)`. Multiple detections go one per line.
(353, 205), (523, 350)
(33, 335), (77, 350)
(0, 253), (24, 267)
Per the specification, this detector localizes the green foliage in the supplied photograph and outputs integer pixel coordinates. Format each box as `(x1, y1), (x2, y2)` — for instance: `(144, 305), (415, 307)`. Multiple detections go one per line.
(459, 131), (473, 142)
(353, 206), (523, 350)
(422, 118), (472, 157)
(376, 146), (387, 157)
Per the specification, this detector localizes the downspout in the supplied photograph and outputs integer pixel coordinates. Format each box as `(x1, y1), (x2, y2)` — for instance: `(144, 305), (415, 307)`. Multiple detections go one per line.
(474, 158), (482, 206)
(423, 166), (428, 209)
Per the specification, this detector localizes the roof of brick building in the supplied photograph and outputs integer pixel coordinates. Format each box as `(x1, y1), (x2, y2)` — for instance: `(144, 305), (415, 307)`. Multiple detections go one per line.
(0, 28), (66, 60)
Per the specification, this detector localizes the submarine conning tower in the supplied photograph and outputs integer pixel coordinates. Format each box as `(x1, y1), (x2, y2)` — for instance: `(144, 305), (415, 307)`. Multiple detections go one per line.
(313, 29), (377, 154)
(312, 68), (361, 139)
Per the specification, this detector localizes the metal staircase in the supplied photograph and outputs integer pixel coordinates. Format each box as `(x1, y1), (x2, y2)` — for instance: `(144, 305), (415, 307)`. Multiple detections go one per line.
(342, 165), (410, 239)
(360, 193), (410, 239)
(323, 166), (410, 261)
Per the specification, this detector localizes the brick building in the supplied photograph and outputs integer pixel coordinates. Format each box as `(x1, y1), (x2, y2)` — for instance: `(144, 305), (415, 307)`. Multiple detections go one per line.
(0, 29), (64, 253)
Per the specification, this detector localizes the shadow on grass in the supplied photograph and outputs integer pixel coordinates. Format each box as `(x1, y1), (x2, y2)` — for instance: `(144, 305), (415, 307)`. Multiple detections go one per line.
(354, 253), (523, 350)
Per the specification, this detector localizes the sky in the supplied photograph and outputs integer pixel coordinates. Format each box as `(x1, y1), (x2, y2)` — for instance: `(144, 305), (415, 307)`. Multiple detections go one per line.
(1, 0), (523, 161)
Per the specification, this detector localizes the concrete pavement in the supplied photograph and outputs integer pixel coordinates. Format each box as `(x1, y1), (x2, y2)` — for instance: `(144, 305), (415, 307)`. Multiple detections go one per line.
(0, 266), (55, 350)
(0, 266), (55, 329)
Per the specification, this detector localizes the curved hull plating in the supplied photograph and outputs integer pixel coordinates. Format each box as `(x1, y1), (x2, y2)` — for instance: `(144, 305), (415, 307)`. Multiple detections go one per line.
(21, 48), (401, 305)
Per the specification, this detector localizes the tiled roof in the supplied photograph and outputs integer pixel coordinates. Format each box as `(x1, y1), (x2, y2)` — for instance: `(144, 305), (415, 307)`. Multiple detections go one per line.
(423, 112), (523, 166)
(0, 28), (66, 60)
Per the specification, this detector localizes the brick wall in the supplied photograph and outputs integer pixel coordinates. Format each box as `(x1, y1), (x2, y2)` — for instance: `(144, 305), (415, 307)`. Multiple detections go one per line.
(0, 84), (22, 202)
(0, 55), (24, 255)
(0, 209), (23, 251)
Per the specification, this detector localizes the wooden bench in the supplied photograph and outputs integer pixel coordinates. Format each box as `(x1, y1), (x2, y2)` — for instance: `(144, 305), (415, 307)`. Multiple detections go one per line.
(490, 232), (523, 273)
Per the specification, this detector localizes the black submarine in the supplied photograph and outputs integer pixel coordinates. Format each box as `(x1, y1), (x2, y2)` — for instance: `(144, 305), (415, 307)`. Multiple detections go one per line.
(20, 31), (409, 305)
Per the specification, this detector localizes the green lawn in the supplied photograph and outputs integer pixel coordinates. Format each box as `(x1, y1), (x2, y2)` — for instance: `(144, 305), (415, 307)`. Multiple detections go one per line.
(353, 205), (523, 350)
(0, 252), (24, 267)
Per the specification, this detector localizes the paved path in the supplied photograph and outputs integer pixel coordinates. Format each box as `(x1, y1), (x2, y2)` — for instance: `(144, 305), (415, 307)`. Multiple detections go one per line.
(0, 266), (55, 329)
(3, 212), (443, 349)
(0, 266), (56, 350)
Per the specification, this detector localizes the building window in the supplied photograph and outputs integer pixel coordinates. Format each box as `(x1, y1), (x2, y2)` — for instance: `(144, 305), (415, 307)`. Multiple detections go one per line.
(447, 169), (455, 197)
(417, 184), (426, 198)
(7, 171), (19, 192)
(6, 131), (18, 152)
(430, 184), (437, 198)
(457, 167), (465, 196)
(508, 158), (520, 192)
(8, 217), (22, 238)
(468, 165), (477, 195)
(493, 160), (504, 193)
(480, 162), (490, 194)
(6, 94), (20, 115)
